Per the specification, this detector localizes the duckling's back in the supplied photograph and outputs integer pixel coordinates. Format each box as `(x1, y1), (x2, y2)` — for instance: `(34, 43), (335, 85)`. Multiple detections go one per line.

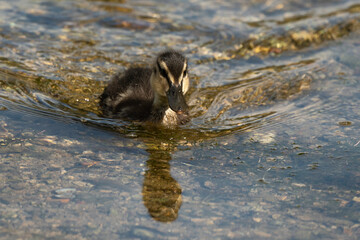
(99, 67), (154, 121)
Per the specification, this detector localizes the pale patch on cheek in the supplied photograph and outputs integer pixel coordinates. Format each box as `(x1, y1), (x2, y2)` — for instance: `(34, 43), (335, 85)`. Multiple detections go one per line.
(150, 73), (169, 97)
(160, 75), (170, 92)
(180, 61), (189, 94)
(182, 75), (190, 94)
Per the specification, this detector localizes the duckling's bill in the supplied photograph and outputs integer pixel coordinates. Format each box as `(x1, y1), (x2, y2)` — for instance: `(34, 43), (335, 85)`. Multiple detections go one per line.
(99, 49), (190, 126)
(166, 84), (188, 114)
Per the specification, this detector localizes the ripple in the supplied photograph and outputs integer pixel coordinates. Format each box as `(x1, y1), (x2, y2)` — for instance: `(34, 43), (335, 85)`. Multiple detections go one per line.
(0, 0), (360, 142)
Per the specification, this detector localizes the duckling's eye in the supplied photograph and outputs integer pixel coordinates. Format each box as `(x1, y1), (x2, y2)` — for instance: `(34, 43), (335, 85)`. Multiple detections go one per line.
(183, 69), (187, 77)
(157, 62), (168, 79)
(159, 68), (167, 78)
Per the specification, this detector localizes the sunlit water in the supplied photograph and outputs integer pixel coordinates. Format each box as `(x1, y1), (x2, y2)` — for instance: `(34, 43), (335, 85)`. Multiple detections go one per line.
(0, 0), (360, 239)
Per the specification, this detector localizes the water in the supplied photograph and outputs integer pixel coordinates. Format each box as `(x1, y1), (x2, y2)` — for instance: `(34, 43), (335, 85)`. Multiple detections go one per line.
(1, 0), (360, 239)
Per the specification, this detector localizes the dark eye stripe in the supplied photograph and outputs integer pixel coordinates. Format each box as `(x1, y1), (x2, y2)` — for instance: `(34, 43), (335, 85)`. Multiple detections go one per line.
(157, 62), (171, 86)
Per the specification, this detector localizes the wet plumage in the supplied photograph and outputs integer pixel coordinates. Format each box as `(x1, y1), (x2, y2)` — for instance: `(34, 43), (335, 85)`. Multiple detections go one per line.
(99, 50), (190, 126)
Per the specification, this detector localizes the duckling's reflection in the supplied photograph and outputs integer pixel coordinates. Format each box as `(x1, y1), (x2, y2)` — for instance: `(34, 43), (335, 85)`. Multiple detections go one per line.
(142, 147), (182, 222)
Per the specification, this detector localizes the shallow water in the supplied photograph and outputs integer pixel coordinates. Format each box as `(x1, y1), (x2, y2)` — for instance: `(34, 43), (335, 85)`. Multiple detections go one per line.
(1, 0), (360, 239)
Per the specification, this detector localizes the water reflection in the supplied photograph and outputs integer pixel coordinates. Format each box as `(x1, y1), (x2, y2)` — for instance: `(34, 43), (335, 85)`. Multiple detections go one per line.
(0, 0), (360, 237)
(142, 146), (182, 222)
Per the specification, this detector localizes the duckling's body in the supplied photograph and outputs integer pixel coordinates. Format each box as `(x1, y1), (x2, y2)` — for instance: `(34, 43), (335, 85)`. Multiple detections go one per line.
(99, 50), (190, 126)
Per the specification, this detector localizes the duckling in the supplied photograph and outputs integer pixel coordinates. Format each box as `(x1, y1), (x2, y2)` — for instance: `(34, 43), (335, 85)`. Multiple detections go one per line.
(99, 50), (190, 126)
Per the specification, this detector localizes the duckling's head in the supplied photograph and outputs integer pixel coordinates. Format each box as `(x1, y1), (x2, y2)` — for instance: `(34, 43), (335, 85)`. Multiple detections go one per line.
(150, 50), (189, 114)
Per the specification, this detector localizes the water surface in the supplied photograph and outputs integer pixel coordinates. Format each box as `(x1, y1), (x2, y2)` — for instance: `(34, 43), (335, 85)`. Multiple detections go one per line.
(0, 0), (360, 239)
